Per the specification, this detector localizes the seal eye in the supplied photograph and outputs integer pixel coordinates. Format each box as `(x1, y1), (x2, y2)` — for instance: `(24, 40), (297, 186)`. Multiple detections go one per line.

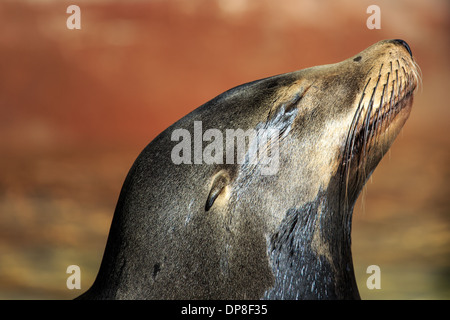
(205, 171), (230, 211)
(353, 56), (362, 62)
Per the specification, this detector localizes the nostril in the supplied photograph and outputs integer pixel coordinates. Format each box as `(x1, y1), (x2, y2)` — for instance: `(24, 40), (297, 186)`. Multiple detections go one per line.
(392, 39), (413, 57)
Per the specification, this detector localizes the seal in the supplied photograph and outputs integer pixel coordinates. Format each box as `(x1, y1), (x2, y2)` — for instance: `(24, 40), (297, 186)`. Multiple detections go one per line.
(78, 39), (419, 299)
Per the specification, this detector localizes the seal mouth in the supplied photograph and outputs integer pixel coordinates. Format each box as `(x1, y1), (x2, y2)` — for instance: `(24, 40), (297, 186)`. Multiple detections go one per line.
(340, 56), (420, 202)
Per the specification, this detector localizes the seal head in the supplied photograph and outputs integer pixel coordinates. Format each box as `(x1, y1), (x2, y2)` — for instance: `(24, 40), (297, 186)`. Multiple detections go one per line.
(79, 39), (419, 299)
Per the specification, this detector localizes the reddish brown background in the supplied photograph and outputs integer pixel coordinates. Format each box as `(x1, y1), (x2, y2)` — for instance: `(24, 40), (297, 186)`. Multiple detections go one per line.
(0, 0), (448, 299)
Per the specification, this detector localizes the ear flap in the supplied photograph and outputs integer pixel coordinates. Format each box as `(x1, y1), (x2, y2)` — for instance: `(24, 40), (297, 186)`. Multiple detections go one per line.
(205, 171), (230, 211)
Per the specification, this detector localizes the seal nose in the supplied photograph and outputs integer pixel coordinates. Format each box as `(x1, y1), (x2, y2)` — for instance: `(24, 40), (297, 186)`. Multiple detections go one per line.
(392, 39), (413, 57)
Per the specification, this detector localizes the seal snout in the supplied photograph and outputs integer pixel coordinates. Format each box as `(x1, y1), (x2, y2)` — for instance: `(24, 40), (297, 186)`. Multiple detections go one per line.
(392, 39), (413, 57)
(340, 39), (419, 198)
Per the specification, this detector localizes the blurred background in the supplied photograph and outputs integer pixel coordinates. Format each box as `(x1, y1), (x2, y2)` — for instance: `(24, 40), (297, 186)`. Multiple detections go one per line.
(0, 0), (448, 299)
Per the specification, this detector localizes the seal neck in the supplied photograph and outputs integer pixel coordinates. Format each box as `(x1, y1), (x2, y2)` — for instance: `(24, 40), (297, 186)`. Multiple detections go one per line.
(264, 192), (360, 299)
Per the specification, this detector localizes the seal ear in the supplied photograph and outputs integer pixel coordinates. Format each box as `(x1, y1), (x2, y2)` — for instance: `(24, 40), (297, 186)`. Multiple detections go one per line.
(205, 171), (230, 211)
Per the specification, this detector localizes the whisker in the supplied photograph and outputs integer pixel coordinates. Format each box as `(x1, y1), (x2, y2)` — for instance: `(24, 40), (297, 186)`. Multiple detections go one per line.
(339, 77), (371, 213)
(339, 54), (419, 215)
(363, 73), (380, 159)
